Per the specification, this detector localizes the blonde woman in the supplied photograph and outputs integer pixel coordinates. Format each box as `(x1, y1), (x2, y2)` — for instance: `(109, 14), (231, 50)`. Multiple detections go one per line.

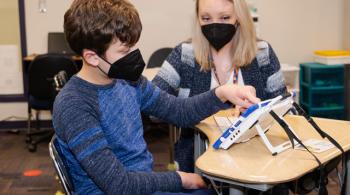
(153, 0), (287, 175)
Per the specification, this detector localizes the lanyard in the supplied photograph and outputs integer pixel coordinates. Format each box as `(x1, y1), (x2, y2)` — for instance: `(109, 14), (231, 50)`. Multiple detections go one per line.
(213, 66), (239, 85)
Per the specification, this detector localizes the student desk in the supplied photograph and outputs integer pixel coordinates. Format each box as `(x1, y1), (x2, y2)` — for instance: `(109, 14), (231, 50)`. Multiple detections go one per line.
(194, 111), (350, 194)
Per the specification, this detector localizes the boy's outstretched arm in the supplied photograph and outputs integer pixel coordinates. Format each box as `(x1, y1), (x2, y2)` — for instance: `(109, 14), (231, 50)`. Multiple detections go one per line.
(53, 96), (203, 194)
(140, 77), (260, 127)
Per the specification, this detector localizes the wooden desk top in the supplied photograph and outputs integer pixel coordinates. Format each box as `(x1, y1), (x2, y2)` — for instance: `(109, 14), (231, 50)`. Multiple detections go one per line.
(195, 111), (350, 184)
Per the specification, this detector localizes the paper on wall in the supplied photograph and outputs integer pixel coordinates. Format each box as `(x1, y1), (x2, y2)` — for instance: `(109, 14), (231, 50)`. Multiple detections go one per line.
(0, 45), (23, 94)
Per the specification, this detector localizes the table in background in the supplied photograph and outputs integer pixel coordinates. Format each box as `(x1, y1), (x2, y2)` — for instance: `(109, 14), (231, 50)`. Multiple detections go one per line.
(23, 54), (160, 80)
(23, 54), (82, 73)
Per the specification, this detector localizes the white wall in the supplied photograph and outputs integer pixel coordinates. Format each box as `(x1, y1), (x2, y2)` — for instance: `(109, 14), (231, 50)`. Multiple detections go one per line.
(345, 0), (350, 50)
(257, 0), (344, 66)
(131, 0), (195, 63)
(25, 0), (72, 55)
(24, 0), (346, 65)
(0, 103), (28, 121)
(24, 0), (195, 63)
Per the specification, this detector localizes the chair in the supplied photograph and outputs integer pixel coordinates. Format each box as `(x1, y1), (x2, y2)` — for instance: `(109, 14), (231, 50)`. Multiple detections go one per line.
(26, 53), (78, 152)
(49, 135), (74, 194)
(147, 47), (173, 68)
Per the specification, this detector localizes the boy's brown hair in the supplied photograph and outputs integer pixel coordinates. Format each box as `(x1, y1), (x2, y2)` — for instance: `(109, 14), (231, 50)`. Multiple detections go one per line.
(64, 0), (142, 56)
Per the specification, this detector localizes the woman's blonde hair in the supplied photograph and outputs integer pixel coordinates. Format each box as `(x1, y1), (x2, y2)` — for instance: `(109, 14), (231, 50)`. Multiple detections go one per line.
(192, 0), (257, 71)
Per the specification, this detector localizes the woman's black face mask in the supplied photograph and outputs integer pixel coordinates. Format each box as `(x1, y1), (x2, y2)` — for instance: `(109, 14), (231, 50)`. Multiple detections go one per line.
(201, 23), (238, 51)
(99, 49), (146, 81)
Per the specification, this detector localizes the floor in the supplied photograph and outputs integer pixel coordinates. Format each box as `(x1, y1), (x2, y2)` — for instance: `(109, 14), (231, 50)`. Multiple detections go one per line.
(0, 130), (60, 195)
(0, 128), (171, 195)
(0, 128), (341, 195)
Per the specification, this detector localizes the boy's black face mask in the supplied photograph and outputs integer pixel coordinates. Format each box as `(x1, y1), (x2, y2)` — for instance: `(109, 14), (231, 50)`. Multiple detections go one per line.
(201, 23), (238, 51)
(99, 49), (146, 81)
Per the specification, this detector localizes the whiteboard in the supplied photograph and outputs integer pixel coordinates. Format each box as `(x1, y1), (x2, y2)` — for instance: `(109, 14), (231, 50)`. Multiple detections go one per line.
(0, 45), (23, 95)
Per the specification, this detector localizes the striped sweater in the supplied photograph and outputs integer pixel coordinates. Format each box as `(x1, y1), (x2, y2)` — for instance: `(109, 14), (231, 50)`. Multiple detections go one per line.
(52, 75), (229, 194)
(153, 41), (287, 100)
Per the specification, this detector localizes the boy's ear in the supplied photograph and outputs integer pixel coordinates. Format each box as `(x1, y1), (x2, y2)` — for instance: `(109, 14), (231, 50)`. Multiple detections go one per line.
(82, 49), (99, 67)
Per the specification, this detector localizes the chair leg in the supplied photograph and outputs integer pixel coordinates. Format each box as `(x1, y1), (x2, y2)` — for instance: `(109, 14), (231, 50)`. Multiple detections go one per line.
(26, 109), (54, 152)
(30, 131), (54, 147)
(26, 109), (32, 144)
(167, 124), (179, 171)
(28, 128), (54, 152)
(35, 111), (40, 130)
(169, 124), (175, 163)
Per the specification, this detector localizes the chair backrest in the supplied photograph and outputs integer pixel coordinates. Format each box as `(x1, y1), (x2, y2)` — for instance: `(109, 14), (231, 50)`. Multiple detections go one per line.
(49, 135), (73, 195)
(147, 47), (173, 68)
(28, 53), (78, 100)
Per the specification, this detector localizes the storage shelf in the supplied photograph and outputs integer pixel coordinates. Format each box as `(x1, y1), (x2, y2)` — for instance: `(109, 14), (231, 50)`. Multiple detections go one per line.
(300, 102), (344, 111)
(310, 106), (344, 112)
(299, 62), (345, 119)
(301, 82), (344, 91)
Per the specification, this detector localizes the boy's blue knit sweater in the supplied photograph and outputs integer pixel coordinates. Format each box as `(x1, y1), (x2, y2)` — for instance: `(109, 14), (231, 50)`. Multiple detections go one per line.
(52, 75), (229, 194)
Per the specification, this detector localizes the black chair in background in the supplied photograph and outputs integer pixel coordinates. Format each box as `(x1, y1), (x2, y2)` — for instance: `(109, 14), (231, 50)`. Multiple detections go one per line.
(26, 53), (78, 152)
(147, 47), (173, 68)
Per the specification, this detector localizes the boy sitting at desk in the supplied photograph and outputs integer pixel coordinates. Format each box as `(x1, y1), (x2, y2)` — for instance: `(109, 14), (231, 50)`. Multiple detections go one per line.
(52, 0), (260, 194)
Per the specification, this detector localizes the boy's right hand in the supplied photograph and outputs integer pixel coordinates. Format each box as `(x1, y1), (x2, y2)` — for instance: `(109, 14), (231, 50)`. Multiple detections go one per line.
(176, 171), (207, 189)
(215, 84), (261, 109)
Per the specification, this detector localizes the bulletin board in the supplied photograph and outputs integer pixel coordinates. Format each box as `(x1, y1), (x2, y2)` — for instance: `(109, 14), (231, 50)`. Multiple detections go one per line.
(0, 0), (27, 101)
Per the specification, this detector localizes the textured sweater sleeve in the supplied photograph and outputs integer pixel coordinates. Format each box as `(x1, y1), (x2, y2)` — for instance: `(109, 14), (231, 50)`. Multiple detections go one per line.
(263, 43), (287, 99)
(139, 77), (230, 128)
(152, 44), (183, 96)
(53, 96), (182, 195)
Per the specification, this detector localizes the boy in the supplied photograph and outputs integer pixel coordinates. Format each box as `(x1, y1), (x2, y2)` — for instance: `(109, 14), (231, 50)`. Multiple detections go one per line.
(53, 0), (260, 194)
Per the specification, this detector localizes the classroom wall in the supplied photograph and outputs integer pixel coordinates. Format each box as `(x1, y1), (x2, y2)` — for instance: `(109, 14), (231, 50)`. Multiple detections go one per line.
(24, 0), (195, 63)
(257, 0), (344, 66)
(25, 0), (72, 56)
(0, 1), (23, 95)
(0, 1), (21, 45)
(0, 0), (348, 122)
(345, 0), (350, 50)
(0, 1), (26, 122)
(24, 0), (346, 65)
(131, 0), (195, 63)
